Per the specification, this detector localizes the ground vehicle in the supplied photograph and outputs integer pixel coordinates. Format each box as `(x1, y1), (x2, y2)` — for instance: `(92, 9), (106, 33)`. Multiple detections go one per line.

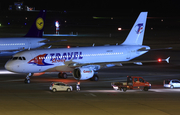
(49, 82), (73, 92)
(164, 79), (180, 89)
(111, 76), (151, 92)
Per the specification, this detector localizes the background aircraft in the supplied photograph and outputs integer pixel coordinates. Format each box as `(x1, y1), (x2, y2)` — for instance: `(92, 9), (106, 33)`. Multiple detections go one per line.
(5, 12), (169, 83)
(0, 10), (47, 56)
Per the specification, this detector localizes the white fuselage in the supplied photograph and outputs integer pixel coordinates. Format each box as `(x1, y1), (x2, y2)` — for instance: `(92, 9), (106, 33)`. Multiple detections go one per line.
(5, 45), (150, 73)
(0, 37), (46, 55)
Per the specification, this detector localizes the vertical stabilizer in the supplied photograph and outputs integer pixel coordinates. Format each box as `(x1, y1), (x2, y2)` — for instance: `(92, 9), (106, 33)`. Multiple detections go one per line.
(24, 10), (46, 38)
(122, 12), (148, 45)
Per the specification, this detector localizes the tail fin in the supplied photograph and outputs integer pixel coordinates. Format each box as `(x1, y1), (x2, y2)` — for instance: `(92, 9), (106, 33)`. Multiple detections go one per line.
(122, 12), (148, 45)
(24, 10), (46, 38)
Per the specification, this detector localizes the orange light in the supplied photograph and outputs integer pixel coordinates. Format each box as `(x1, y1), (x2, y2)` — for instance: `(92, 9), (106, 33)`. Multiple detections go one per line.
(33, 72), (45, 76)
(67, 46), (70, 49)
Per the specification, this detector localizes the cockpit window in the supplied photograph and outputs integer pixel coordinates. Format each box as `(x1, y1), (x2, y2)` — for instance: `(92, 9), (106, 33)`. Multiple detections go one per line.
(11, 57), (26, 60)
(12, 57), (18, 60)
(22, 57), (26, 60)
(19, 57), (22, 60)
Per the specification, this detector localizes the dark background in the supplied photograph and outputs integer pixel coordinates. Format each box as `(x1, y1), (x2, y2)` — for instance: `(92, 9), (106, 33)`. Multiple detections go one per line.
(0, 0), (180, 16)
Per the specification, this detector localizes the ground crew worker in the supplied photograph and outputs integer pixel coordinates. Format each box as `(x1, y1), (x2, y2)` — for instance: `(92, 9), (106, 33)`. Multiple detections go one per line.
(76, 81), (80, 91)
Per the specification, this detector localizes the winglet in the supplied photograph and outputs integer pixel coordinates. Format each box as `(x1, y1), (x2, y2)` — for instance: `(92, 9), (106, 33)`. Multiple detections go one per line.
(161, 57), (170, 63)
(24, 10), (46, 38)
(166, 57), (170, 63)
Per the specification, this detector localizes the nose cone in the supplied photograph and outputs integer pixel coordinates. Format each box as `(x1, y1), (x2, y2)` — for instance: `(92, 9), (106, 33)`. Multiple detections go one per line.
(5, 61), (14, 72)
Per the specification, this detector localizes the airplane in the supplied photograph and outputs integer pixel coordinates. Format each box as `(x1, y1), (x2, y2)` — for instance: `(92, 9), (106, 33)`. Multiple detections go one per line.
(5, 12), (170, 83)
(0, 10), (47, 56)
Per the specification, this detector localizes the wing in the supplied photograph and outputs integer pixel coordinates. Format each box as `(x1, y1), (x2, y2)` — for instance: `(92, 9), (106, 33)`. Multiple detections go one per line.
(67, 57), (170, 68)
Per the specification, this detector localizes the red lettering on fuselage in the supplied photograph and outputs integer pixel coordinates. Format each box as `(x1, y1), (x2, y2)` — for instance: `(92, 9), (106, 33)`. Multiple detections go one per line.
(83, 70), (92, 73)
(52, 58), (66, 63)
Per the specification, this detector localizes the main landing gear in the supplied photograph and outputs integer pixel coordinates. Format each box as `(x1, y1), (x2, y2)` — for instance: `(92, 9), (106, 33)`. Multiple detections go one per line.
(24, 73), (33, 84)
(58, 72), (68, 79)
(90, 74), (99, 81)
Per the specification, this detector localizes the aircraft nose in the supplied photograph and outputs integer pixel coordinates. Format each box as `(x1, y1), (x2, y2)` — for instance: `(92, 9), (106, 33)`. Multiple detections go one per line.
(5, 61), (14, 72)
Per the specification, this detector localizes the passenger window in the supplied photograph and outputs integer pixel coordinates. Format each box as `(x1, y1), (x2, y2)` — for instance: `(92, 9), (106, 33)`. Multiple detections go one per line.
(12, 57), (18, 60)
(139, 78), (144, 83)
(10, 57), (13, 60)
(134, 78), (138, 82)
(165, 80), (170, 84)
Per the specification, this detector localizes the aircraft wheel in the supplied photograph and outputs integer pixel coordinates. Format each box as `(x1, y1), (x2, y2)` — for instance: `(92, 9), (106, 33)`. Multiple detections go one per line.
(24, 79), (30, 84)
(58, 73), (62, 78)
(62, 73), (67, 79)
(58, 73), (67, 79)
(90, 75), (99, 81)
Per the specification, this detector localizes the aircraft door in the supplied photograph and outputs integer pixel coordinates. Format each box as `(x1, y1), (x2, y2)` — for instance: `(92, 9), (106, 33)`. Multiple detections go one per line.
(125, 47), (131, 59)
(27, 39), (32, 49)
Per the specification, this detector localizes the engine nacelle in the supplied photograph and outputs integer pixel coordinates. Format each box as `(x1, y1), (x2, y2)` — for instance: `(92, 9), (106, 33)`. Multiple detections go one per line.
(73, 67), (94, 80)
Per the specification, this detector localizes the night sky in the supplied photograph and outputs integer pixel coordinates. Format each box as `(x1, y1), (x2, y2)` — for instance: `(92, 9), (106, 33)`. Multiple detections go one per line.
(0, 0), (180, 16)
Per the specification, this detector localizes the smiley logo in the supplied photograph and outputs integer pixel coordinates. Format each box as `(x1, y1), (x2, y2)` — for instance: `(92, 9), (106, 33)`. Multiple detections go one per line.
(36, 18), (44, 30)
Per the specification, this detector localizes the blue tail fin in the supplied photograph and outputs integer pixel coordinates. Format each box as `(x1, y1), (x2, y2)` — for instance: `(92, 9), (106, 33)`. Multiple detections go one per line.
(24, 10), (46, 38)
(122, 12), (148, 45)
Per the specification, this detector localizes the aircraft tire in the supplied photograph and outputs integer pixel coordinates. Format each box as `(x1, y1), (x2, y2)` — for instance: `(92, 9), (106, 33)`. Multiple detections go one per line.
(24, 79), (30, 84)
(58, 73), (62, 78)
(90, 75), (99, 81)
(62, 73), (67, 79)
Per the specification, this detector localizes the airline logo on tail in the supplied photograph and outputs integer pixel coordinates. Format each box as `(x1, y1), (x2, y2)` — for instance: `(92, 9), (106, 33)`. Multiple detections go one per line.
(36, 17), (44, 30)
(135, 23), (143, 34)
(28, 54), (53, 66)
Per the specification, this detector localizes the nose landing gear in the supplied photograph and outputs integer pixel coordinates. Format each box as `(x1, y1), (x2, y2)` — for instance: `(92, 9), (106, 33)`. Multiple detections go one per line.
(24, 73), (33, 84)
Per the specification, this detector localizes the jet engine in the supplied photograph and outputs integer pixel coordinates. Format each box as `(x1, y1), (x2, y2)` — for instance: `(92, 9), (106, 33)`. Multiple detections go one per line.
(73, 67), (94, 80)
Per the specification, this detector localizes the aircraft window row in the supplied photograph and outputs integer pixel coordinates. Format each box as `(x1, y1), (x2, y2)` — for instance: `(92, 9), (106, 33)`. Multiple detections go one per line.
(11, 57), (26, 60)
(38, 52), (124, 59)
(82, 52), (124, 56)
(0, 43), (25, 46)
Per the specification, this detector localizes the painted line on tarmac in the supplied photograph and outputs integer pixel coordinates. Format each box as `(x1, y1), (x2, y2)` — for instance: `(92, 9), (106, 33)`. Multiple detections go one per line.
(0, 79), (23, 82)
(78, 89), (180, 93)
(150, 89), (180, 92)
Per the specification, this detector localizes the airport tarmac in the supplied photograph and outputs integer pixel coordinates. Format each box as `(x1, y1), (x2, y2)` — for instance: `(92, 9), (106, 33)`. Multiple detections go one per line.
(1, 57), (180, 115)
